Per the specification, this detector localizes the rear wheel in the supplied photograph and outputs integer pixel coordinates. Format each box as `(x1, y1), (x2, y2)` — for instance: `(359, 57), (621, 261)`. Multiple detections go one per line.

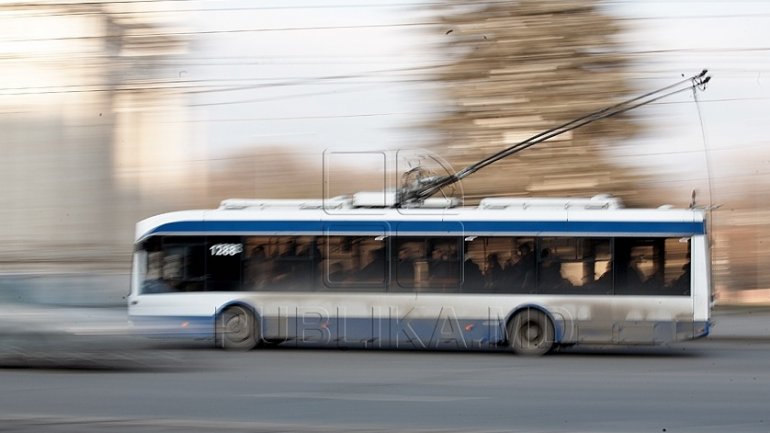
(508, 309), (554, 356)
(217, 305), (259, 350)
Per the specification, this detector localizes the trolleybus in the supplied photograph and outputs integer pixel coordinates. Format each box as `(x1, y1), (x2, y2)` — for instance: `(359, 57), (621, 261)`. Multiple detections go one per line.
(128, 193), (711, 355)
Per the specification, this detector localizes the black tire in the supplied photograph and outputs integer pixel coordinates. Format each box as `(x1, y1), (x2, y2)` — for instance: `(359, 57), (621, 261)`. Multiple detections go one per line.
(217, 305), (259, 351)
(507, 309), (554, 356)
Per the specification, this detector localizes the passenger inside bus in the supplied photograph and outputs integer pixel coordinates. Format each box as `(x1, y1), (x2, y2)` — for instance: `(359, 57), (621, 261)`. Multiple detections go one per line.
(270, 240), (296, 285)
(328, 262), (347, 284)
(359, 247), (386, 281)
(484, 253), (505, 291)
(669, 261), (691, 295)
(429, 246), (456, 279)
(538, 248), (572, 293)
(143, 253), (198, 293)
(461, 246), (484, 292)
(505, 242), (536, 293)
(245, 245), (269, 290)
(612, 256), (646, 295)
(396, 248), (415, 285)
(592, 260), (614, 294)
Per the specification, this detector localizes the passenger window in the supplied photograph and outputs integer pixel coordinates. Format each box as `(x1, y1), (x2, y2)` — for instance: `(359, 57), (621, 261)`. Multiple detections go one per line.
(536, 239), (573, 294)
(664, 238), (691, 296)
(242, 236), (322, 292)
(140, 236), (206, 294)
(393, 237), (462, 292)
(394, 239), (424, 291)
(324, 235), (388, 291)
(465, 237), (535, 293)
(539, 238), (611, 295)
(612, 237), (689, 296)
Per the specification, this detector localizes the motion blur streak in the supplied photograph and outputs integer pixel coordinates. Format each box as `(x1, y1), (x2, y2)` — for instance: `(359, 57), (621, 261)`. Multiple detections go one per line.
(1, 1), (769, 362)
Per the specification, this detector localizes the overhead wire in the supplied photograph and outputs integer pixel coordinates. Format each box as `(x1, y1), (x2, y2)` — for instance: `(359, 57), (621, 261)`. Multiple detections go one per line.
(394, 71), (712, 204)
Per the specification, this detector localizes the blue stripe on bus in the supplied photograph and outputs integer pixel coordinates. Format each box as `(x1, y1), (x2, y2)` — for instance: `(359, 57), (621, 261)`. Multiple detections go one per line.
(147, 220), (705, 236)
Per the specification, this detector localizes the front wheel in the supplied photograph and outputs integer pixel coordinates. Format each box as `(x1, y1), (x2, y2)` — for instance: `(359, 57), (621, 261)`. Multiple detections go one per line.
(508, 309), (554, 356)
(217, 305), (259, 351)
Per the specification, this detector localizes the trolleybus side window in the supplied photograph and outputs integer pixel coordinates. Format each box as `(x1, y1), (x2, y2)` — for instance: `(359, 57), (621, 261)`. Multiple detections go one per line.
(539, 238), (611, 295)
(664, 237), (691, 296)
(242, 236), (321, 291)
(243, 239), (271, 290)
(460, 239), (485, 293)
(141, 236), (206, 294)
(393, 237), (463, 292)
(393, 238), (422, 290)
(137, 234), (692, 296)
(612, 237), (691, 296)
(324, 235), (388, 291)
(464, 236), (536, 293)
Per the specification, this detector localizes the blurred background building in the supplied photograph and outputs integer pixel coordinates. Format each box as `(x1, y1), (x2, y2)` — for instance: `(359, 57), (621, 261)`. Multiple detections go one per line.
(1, 0), (769, 304)
(0, 1), (204, 302)
(0, 1), (203, 267)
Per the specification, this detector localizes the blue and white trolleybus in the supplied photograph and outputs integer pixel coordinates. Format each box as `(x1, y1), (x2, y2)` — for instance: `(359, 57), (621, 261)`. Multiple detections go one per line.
(128, 193), (711, 355)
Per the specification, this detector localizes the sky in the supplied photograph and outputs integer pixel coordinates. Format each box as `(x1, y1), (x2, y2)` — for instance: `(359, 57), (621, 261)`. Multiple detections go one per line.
(604, 1), (770, 191)
(177, 0), (770, 205)
(184, 0), (440, 156)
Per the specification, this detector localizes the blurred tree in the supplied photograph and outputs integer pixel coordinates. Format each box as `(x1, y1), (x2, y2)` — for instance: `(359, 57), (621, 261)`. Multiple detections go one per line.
(429, 0), (644, 203)
(428, 1), (770, 298)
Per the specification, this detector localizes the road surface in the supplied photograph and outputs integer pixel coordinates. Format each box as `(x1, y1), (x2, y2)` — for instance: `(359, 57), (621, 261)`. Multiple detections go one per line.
(0, 307), (769, 432)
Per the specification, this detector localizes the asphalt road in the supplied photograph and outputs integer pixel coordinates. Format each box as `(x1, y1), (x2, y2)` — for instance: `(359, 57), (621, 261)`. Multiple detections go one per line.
(1, 335), (769, 433)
